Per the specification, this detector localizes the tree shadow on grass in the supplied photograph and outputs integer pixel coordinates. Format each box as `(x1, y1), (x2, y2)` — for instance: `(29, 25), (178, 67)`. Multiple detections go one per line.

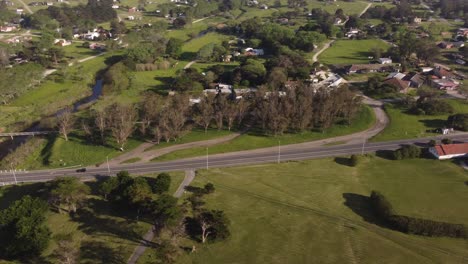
(375, 150), (395, 160)
(342, 193), (381, 225)
(418, 119), (447, 129)
(80, 240), (126, 264)
(334, 157), (352, 167)
(72, 201), (145, 246)
(40, 134), (58, 166)
(0, 182), (47, 210)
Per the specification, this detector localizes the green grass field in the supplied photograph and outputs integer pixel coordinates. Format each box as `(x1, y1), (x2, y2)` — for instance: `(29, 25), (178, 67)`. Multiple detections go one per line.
(146, 128), (234, 152)
(153, 105), (375, 161)
(167, 156), (468, 264)
(319, 39), (390, 65)
(20, 133), (143, 169)
(0, 171), (184, 264)
(372, 100), (468, 142)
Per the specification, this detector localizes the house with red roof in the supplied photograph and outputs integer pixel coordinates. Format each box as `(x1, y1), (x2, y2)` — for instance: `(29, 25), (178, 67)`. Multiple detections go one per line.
(429, 143), (468, 160)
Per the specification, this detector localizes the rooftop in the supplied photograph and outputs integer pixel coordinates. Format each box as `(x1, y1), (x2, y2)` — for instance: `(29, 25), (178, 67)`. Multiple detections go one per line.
(432, 143), (468, 156)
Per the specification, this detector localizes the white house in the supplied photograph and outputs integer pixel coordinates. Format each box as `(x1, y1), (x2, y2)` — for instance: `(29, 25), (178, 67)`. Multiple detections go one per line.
(378, 58), (392, 64)
(429, 143), (468, 160)
(111, 4), (119, 8)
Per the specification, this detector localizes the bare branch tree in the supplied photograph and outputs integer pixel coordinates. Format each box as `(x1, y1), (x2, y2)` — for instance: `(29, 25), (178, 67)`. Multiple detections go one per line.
(93, 109), (107, 144)
(107, 103), (137, 151)
(57, 107), (74, 141)
(194, 94), (214, 133)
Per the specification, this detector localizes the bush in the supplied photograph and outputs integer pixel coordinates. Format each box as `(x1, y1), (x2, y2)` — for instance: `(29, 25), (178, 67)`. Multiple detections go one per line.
(369, 191), (467, 238)
(393, 145), (421, 160)
(428, 139), (437, 147)
(411, 99), (454, 115)
(447, 113), (468, 131)
(441, 138), (452, 144)
(152, 173), (171, 194)
(349, 154), (359, 167)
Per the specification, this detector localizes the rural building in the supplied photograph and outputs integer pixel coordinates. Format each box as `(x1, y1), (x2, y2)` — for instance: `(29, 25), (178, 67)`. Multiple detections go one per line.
(346, 64), (397, 74)
(408, 73), (425, 88)
(378, 58), (392, 64)
(0, 25), (18, 32)
(429, 143), (468, 160)
(384, 77), (410, 92)
(386, 72), (406, 80)
(54, 39), (71, 47)
(438, 42), (453, 49)
(431, 79), (459, 90)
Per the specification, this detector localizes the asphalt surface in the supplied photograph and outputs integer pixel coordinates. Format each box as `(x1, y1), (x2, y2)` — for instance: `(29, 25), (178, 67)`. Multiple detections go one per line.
(2, 133), (468, 185)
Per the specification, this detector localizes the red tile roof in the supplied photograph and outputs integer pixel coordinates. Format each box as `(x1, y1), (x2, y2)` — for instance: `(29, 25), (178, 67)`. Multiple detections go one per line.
(433, 143), (468, 156)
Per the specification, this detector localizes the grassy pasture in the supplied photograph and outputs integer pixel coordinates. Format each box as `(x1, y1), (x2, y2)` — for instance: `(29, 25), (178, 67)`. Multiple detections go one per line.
(169, 156), (468, 264)
(319, 39), (390, 65)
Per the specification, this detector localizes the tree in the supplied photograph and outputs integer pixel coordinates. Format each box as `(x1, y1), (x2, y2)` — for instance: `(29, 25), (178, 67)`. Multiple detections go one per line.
(49, 177), (91, 213)
(52, 235), (79, 264)
(106, 103), (137, 151)
(153, 172), (171, 194)
(57, 107), (75, 141)
(195, 210), (230, 243)
(151, 194), (182, 229)
(0, 196), (51, 258)
(447, 113), (468, 131)
(194, 95), (214, 133)
(124, 177), (153, 219)
(93, 109), (107, 144)
(166, 38), (183, 59)
(99, 176), (119, 200)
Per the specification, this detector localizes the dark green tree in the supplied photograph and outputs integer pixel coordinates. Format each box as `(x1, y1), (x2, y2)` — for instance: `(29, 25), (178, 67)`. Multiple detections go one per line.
(153, 173), (171, 194)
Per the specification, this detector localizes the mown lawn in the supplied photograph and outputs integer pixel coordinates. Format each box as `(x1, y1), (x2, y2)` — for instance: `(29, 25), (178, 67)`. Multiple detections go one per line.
(153, 105), (375, 161)
(372, 99), (468, 142)
(0, 171), (184, 264)
(168, 156), (468, 264)
(319, 39), (390, 65)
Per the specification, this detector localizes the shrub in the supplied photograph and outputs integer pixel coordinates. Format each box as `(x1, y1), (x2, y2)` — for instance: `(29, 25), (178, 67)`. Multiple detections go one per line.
(447, 113), (468, 131)
(369, 191), (467, 238)
(349, 154), (359, 167)
(393, 145), (421, 160)
(441, 138), (452, 144)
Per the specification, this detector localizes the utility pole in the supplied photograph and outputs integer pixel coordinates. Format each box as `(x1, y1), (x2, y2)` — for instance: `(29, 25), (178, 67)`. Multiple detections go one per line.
(361, 138), (366, 155)
(278, 140), (281, 164)
(106, 156), (111, 175)
(206, 147), (209, 170)
(10, 163), (17, 184)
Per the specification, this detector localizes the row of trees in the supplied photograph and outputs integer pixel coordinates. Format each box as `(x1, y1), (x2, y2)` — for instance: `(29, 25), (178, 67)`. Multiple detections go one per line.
(370, 191), (467, 238)
(57, 84), (362, 150)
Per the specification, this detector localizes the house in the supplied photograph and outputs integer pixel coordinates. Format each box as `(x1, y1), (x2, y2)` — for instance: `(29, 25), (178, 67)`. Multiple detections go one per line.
(128, 7), (137, 12)
(16, 8), (23, 14)
(433, 67), (456, 80)
(438, 42), (454, 49)
(0, 25), (18, 32)
(259, 4), (268, 9)
(1, 0), (14, 6)
(245, 47), (264, 56)
(408, 73), (425, 88)
(457, 28), (468, 37)
(334, 18), (343, 25)
(222, 54), (232, 62)
(455, 59), (466, 65)
(89, 43), (106, 50)
(386, 72), (406, 80)
(383, 77), (410, 92)
(277, 18), (289, 25)
(345, 29), (360, 38)
(346, 64), (397, 74)
(413, 17), (422, 24)
(431, 79), (459, 90)
(378, 58), (392, 64)
(429, 143), (468, 160)
(54, 39), (71, 46)
(111, 4), (119, 8)
(420, 67), (433, 73)
(127, 16), (135, 20)
(452, 41), (465, 48)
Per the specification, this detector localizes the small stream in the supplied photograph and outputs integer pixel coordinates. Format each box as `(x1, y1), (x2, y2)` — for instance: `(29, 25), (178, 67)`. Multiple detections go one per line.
(0, 80), (104, 160)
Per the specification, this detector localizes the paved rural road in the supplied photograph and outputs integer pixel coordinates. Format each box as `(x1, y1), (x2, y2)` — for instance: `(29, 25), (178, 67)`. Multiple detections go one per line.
(3, 133), (468, 184)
